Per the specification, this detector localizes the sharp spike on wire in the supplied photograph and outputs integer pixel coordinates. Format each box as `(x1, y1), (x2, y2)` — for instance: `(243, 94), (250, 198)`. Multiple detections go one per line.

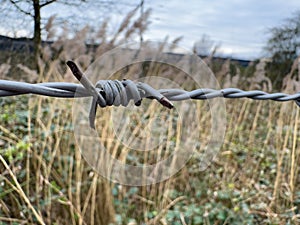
(66, 61), (173, 128)
(295, 99), (300, 107)
(0, 61), (299, 129)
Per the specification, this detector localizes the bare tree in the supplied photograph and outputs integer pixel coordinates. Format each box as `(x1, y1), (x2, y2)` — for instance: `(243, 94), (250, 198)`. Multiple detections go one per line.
(265, 11), (300, 89)
(1, 0), (117, 71)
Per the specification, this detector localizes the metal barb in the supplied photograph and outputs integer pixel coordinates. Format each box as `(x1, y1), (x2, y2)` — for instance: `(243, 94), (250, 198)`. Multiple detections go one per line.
(0, 61), (299, 129)
(66, 61), (173, 128)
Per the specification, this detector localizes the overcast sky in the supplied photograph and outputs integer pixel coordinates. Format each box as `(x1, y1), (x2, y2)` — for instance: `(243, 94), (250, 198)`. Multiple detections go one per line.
(1, 0), (300, 60)
(142, 0), (300, 60)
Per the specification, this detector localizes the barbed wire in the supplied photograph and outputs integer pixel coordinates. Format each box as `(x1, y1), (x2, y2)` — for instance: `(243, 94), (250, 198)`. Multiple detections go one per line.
(0, 60), (299, 128)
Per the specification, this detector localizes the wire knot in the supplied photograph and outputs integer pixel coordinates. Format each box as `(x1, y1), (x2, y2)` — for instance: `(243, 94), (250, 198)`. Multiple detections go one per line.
(95, 80), (142, 107)
(66, 60), (300, 129)
(66, 61), (173, 129)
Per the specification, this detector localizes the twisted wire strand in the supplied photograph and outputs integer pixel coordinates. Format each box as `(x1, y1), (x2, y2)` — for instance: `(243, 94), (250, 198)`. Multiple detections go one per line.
(1, 80), (300, 102)
(0, 60), (299, 128)
(160, 88), (300, 101)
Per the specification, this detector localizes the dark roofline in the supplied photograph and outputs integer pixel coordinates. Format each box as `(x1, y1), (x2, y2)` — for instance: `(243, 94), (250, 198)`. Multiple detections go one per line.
(0, 35), (252, 67)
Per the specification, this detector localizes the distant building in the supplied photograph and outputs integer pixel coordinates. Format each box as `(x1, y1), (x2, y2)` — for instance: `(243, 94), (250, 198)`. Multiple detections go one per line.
(0, 35), (34, 52)
(0, 35), (252, 67)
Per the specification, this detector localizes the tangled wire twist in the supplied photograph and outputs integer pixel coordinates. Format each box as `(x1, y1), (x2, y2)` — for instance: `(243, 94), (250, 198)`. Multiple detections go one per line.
(0, 60), (299, 128)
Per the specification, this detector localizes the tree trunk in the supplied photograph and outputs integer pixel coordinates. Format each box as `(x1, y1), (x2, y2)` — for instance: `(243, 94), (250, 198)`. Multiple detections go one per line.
(33, 0), (41, 73)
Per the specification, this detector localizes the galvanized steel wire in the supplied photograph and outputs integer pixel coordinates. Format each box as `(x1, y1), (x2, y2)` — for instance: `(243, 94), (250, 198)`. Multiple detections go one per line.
(0, 61), (299, 128)
(2, 80), (300, 103)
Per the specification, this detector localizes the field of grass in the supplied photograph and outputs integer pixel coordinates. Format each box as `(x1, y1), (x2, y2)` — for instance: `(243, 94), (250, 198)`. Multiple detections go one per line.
(0, 10), (300, 225)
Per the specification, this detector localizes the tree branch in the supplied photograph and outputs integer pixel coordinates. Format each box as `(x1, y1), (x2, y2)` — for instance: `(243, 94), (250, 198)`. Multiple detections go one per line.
(9, 0), (33, 17)
(40, 0), (58, 8)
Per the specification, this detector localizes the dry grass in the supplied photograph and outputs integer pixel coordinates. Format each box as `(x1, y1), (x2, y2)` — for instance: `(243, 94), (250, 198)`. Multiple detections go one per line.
(0, 9), (300, 225)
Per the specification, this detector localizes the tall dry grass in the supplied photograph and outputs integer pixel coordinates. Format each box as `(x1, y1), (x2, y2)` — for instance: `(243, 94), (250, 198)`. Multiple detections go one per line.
(0, 9), (300, 225)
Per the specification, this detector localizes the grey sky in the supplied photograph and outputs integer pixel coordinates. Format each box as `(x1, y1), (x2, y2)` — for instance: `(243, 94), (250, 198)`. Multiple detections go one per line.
(1, 0), (300, 60)
(141, 0), (300, 59)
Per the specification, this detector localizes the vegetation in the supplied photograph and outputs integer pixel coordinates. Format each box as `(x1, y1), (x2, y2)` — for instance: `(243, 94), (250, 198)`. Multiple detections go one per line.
(0, 7), (300, 225)
(265, 11), (300, 90)
(0, 0), (118, 71)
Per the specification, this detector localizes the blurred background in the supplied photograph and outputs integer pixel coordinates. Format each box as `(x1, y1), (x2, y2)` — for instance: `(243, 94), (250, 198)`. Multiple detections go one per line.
(0, 0), (299, 224)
